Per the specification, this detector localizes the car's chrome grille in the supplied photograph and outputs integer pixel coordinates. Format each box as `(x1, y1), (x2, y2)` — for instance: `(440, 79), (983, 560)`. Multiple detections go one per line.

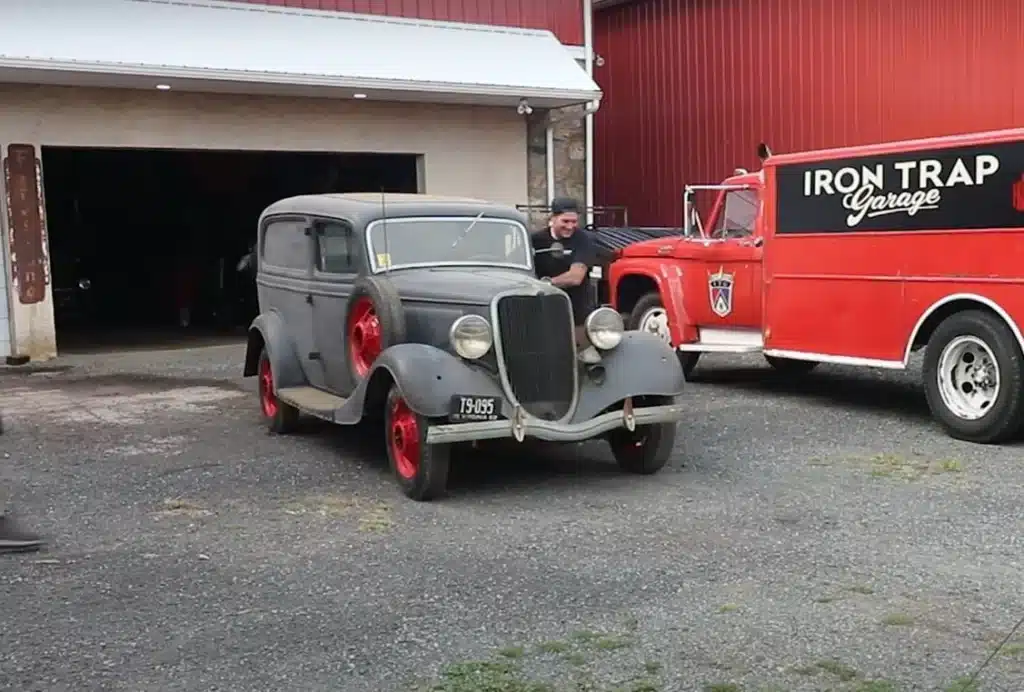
(495, 292), (577, 421)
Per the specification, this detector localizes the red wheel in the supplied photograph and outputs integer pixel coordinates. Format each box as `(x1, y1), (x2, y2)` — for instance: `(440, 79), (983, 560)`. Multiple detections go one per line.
(384, 383), (450, 501)
(257, 347), (299, 434)
(389, 395), (421, 480)
(347, 296), (382, 378)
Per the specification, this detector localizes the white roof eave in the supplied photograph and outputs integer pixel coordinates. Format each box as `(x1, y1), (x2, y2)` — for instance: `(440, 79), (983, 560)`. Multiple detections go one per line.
(0, 0), (602, 109)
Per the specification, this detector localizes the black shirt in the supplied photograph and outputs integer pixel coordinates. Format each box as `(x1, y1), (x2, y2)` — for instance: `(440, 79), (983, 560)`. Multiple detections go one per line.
(530, 228), (597, 325)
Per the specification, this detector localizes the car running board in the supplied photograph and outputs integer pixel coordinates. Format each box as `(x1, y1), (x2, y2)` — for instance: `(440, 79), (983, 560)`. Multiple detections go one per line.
(676, 327), (764, 354)
(277, 386), (348, 422)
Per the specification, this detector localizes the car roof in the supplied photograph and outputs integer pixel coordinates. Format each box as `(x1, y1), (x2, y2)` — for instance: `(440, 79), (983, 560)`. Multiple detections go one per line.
(260, 192), (530, 227)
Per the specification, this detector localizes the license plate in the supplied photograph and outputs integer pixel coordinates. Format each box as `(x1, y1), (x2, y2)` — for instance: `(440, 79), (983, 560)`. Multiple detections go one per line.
(449, 395), (501, 422)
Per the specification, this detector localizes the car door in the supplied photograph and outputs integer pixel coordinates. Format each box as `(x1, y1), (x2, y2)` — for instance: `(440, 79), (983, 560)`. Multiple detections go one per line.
(310, 217), (359, 396)
(258, 214), (322, 387)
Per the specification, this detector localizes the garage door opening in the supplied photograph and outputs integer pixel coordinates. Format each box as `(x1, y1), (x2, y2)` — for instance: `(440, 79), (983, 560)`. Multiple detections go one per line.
(41, 147), (420, 353)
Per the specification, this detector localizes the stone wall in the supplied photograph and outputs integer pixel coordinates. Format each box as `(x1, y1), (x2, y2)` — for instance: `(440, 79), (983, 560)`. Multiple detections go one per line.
(525, 105), (587, 230)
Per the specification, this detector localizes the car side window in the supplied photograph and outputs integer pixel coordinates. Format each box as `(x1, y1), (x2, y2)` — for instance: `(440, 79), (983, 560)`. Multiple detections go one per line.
(262, 218), (310, 271)
(315, 221), (355, 274)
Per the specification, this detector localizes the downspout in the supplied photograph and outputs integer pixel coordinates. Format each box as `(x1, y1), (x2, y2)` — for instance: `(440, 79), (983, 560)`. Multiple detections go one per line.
(546, 122), (556, 205)
(583, 0), (596, 228)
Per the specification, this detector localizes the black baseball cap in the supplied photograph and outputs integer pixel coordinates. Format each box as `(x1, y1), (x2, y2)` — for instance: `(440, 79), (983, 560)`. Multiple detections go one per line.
(550, 197), (581, 215)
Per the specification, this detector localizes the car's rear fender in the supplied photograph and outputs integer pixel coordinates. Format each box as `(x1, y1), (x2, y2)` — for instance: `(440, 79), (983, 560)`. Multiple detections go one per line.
(571, 331), (686, 422)
(242, 311), (306, 390)
(336, 343), (507, 424)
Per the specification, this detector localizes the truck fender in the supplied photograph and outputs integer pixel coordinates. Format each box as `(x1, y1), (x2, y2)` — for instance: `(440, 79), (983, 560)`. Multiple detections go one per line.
(242, 311), (306, 390)
(572, 331), (687, 422)
(337, 343), (506, 424)
(609, 259), (694, 344)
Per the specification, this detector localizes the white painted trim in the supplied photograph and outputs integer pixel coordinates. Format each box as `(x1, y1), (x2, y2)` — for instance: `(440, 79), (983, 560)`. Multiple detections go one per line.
(902, 293), (1024, 364)
(678, 343), (762, 354)
(763, 349), (906, 370)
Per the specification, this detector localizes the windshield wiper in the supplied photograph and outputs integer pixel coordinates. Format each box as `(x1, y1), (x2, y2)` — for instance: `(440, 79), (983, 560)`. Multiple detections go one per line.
(450, 211), (486, 248)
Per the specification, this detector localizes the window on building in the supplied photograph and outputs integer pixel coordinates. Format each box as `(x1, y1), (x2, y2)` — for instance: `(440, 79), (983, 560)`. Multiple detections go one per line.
(315, 221), (355, 274)
(262, 218), (310, 270)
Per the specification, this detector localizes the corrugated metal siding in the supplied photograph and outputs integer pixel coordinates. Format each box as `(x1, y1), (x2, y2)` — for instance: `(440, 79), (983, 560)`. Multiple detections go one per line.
(227, 0), (584, 45)
(594, 0), (1024, 226)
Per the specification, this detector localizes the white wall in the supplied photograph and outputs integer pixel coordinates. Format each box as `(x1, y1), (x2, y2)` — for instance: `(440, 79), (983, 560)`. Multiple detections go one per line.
(0, 84), (529, 360)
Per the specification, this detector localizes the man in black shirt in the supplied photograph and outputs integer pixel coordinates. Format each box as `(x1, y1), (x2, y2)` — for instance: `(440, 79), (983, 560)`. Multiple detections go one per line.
(530, 197), (597, 326)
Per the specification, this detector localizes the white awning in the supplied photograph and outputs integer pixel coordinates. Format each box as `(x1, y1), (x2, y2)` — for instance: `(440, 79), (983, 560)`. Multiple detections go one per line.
(0, 0), (601, 109)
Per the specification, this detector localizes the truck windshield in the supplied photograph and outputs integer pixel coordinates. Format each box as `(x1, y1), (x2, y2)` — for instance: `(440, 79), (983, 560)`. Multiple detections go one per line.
(366, 216), (533, 272)
(712, 190), (758, 238)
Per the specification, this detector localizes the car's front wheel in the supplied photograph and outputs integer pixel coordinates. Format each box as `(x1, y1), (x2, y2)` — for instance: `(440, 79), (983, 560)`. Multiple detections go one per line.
(606, 396), (677, 475)
(384, 383), (451, 501)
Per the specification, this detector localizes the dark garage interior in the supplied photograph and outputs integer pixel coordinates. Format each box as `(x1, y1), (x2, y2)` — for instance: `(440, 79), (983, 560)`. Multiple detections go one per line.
(41, 146), (419, 352)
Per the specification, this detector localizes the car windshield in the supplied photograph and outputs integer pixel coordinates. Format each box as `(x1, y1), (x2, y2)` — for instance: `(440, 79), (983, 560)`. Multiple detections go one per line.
(711, 189), (758, 238)
(366, 216), (532, 272)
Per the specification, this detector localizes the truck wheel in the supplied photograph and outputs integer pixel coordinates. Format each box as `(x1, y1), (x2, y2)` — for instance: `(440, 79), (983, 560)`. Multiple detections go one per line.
(257, 347), (300, 434)
(345, 276), (407, 382)
(765, 355), (819, 374)
(923, 310), (1024, 444)
(628, 291), (699, 378)
(384, 383), (450, 501)
(607, 396), (677, 474)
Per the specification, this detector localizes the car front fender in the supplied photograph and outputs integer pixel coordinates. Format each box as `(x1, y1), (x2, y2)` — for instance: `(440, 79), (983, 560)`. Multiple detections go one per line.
(571, 330), (686, 422)
(336, 343), (506, 424)
(243, 311), (306, 390)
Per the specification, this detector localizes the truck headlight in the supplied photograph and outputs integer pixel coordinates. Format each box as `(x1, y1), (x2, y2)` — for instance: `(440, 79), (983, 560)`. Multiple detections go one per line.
(449, 314), (493, 359)
(585, 307), (624, 350)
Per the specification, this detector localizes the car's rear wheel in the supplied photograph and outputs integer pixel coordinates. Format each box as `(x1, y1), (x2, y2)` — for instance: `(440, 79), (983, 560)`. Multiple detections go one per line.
(257, 347), (299, 434)
(607, 396), (677, 475)
(764, 355), (819, 374)
(345, 276), (407, 382)
(923, 310), (1024, 444)
(384, 383), (451, 501)
(628, 291), (699, 378)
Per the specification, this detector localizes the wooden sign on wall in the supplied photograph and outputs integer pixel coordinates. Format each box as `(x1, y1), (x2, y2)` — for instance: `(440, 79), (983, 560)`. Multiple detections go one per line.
(3, 143), (48, 305)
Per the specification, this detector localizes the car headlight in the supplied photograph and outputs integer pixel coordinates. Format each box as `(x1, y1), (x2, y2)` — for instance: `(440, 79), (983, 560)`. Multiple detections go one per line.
(585, 307), (625, 350)
(449, 314), (493, 359)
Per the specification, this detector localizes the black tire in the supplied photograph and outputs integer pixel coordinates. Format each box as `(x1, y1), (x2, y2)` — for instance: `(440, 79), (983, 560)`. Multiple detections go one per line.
(765, 355), (819, 374)
(607, 396), (677, 474)
(344, 276), (407, 383)
(627, 290), (700, 378)
(384, 384), (451, 501)
(922, 310), (1024, 444)
(257, 347), (300, 434)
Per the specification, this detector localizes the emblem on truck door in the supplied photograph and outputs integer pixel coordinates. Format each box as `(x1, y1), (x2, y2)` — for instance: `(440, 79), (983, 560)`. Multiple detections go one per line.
(708, 267), (735, 318)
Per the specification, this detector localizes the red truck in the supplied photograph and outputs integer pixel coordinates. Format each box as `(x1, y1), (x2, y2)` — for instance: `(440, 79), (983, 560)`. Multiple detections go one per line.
(602, 128), (1024, 444)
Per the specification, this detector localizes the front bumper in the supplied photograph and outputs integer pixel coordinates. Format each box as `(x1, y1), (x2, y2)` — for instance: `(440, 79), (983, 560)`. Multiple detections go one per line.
(424, 402), (686, 445)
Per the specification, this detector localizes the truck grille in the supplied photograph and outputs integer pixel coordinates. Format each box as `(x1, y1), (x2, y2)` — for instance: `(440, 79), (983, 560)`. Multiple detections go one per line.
(495, 292), (577, 421)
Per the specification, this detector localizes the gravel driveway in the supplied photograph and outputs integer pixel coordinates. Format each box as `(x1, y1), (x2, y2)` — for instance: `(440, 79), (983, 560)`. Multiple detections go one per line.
(1, 344), (1022, 692)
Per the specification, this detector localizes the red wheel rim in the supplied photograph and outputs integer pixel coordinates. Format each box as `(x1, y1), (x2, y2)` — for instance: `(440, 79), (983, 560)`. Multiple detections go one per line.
(258, 355), (278, 418)
(389, 395), (420, 480)
(347, 296), (382, 377)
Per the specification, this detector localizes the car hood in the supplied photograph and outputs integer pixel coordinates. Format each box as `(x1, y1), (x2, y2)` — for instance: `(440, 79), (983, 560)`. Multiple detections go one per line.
(382, 266), (546, 306)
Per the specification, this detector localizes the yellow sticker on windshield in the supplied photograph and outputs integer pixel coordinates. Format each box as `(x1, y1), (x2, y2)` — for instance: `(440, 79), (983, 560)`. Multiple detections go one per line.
(376, 253), (392, 268)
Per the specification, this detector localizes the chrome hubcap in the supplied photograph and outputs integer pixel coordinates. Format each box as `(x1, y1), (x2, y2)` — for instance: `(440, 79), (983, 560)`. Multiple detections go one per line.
(638, 307), (671, 343)
(937, 335), (1000, 420)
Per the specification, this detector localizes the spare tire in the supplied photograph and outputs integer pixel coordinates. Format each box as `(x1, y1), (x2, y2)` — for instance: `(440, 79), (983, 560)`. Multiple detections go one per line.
(345, 276), (407, 382)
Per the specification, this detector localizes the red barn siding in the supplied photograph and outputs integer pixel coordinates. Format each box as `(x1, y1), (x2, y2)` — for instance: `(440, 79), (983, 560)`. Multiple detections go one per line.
(228, 0), (584, 45)
(593, 0), (1024, 227)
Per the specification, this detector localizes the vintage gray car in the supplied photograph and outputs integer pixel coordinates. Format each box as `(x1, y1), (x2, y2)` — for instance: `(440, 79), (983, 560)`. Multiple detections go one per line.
(242, 193), (687, 501)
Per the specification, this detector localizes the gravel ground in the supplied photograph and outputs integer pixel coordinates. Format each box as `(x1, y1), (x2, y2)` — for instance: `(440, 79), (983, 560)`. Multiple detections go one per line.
(1, 343), (1023, 692)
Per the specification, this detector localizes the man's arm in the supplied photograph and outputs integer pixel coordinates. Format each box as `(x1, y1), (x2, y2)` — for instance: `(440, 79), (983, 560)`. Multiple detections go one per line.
(549, 232), (596, 288)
